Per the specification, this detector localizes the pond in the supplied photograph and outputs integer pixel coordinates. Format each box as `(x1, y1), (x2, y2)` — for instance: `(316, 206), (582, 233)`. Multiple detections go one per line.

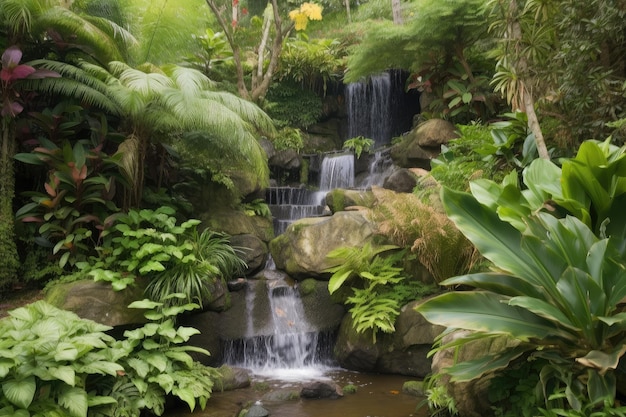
(165, 369), (428, 417)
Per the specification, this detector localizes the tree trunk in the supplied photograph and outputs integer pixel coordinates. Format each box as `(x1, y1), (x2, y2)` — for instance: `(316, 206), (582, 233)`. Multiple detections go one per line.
(0, 117), (20, 286)
(391, 0), (403, 24)
(508, 0), (549, 160)
(345, 0), (352, 24)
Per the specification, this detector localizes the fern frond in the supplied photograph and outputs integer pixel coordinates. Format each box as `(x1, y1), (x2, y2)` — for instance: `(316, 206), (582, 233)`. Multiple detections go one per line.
(202, 91), (276, 136)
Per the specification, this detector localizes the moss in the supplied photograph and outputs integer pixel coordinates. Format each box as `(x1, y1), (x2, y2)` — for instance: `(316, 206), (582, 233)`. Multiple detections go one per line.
(343, 384), (358, 394)
(298, 278), (317, 296)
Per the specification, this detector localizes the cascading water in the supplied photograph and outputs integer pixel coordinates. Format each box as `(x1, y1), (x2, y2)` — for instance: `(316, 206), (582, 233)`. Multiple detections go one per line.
(318, 153), (354, 191)
(345, 70), (416, 148)
(223, 270), (336, 380)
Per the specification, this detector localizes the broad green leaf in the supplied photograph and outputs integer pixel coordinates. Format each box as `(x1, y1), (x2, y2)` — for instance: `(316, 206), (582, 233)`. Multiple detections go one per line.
(128, 299), (162, 310)
(58, 386), (88, 417)
(507, 296), (577, 332)
(328, 270), (352, 294)
(586, 369), (616, 406)
(441, 188), (544, 285)
(416, 291), (569, 341)
(48, 366), (76, 386)
(444, 345), (528, 382)
(2, 377), (36, 409)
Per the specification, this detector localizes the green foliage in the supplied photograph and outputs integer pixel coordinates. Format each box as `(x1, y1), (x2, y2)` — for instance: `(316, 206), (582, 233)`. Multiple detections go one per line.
(184, 27), (234, 80)
(489, 356), (545, 417)
(112, 296), (218, 415)
(264, 81), (323, 129)
(0, 301), (122, 416)
(326, 244), (433, 341)
(271, 127), (304, 152)
(241, 199), (272, 218)
(278, 34), (345, 95)
(429, 123), (506, 192)
(474, 112), (538, 169)
(416, 139), (626, 412)
(343, 136), (374, 159)
(0, 296), (220, 417)
(79, 207), (245, 309)
(418, 374), (458, 417)
(15, 133), (123, 269)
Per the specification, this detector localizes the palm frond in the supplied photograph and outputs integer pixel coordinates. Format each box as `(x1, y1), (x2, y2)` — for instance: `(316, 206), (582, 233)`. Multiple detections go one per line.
(161, 65), (215, 95)
(116, 134), (141, 190)
(35, 6), (125, 64)
(202, 91), (276, 135)
(0, 0), (44, 39)
(117, 66), (174, 96)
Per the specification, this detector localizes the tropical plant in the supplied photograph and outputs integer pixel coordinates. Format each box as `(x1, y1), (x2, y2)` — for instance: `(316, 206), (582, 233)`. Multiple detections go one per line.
(184, 27), (234, 79)
(0, 300), (123, 416)
(81, 207), (245, 309)
(0, 46), (60, 288)
(415, 139), (626, 412)
(278, 34), (344, 95)
(474, 111), (538, 169)
(343, 136), (374, 159)
(326, 243), (434, 341)
(15, 134), (123, 269)
(111, 295), (219, 415)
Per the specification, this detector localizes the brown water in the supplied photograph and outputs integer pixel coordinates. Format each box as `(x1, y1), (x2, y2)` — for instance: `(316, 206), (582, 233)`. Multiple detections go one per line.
(166, 370), (428, 417)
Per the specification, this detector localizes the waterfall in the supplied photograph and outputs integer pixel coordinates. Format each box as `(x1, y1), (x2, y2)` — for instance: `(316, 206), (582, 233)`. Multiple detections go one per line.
(223, 272), (335, 380)
(318, 153), (354, 191)
(345, 70), (418, 148)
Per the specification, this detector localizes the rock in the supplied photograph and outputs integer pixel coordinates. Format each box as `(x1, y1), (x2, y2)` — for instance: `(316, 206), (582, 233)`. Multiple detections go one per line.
(300, 381), (343, 399)
(382, 168), (418, 193)
(45, 278), (148, 327)
(334, 301), (444, 377)
(203, 276), (231, 312)
(324, 189), (375, 213)
(402, 380), (425, 397)
(414, 119), (459, 147)
(431, 330), (521, 417)
(216, 365), (252, 391)
(334, 314), (382, 372)
(270, 211), (376, 279)
(201, 209), (274, 244)
(245, 404), (269, 417)
(262, 388), (300, 401)
(269, 148), (301, 170)
(390, 119), (458, 169)
(230, 234), (269, 275)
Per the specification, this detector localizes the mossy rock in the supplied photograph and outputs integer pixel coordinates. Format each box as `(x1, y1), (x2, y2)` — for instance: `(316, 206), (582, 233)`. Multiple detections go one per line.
(325, 189), (375, 213)
(45, 277), (149, 327)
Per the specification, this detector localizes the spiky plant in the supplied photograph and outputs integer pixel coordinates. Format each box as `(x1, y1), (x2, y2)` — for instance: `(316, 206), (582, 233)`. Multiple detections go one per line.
(369, 186), (480, 283)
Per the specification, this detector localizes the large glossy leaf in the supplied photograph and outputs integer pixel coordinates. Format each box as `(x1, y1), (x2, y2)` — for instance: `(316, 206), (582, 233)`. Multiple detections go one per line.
(443, 345), (529, 382)
(416, 291), (569, 341)
(2, 376), (36, 409)
(441, 187), (545, 286)
(441, 272), (545, 298)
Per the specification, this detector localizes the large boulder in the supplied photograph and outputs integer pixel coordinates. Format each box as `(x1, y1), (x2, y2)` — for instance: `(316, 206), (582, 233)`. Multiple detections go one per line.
(230, 233), (269, 275)
(390, 119), (459, 169)
(334, 300), (444, 377)
(270, 211), (376, 280)
(45, 278), (148, 327)
(302, 118), (344, 153)
(382, 168), (418, 193)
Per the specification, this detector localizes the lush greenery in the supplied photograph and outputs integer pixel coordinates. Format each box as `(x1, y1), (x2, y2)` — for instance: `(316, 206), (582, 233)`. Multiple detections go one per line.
(0, 298), (218, 416)
(416, 139), (626, 414)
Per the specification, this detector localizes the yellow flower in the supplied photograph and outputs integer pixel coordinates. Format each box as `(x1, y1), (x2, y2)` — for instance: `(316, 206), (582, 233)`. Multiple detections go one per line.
(289, 2), (323, 31)
(292, 12), (309, 30)
(300, 2), (323, 20)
